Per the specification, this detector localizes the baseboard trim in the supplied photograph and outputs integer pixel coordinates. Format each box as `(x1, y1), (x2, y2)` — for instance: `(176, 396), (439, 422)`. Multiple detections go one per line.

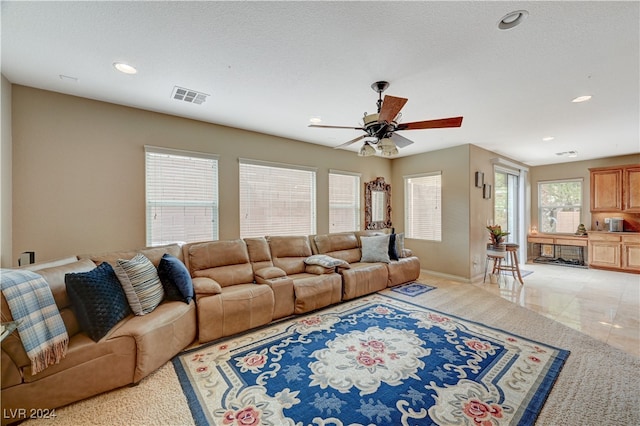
(420, 268), (472, 284)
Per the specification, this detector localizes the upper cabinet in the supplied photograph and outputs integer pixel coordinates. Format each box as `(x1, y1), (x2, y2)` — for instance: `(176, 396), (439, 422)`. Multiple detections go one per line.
(623, 166), (640, 213)
(590, 164), (640, 212)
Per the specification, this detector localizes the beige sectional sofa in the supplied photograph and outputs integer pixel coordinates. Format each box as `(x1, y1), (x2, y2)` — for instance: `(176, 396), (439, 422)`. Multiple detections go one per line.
(1, 231), (419, 424)
(1, 244), (196, 425)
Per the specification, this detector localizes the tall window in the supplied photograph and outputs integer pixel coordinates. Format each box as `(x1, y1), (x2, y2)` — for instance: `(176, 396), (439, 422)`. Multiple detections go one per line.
(538, 179), (582, 233)
(329, 170), (360, 232)
(404, 172), (442, 241)
(239, 159), (316, 238)
(145, 146), (219, 246)
(494, 168), (520, 241)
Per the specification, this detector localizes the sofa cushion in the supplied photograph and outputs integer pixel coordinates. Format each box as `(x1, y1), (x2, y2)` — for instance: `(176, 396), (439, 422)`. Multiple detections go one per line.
(312, 233), (361, 263)
(65, 262), (131, 342)
(114, 254), (165, 315)
(360, 235), (391, 263)
(158, 253), (194, 304)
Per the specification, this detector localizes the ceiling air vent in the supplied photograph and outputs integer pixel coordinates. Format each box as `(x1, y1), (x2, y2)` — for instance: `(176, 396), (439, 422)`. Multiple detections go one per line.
(171, 86), (209, 105)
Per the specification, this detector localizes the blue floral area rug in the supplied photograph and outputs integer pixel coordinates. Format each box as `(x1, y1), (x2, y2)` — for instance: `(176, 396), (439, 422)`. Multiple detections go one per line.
(391, 282), (436, 297)
(173, 294), (569, 426)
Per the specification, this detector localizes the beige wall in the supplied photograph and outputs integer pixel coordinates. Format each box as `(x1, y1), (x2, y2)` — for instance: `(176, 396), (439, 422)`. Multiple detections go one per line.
(10, 85), (390, 264)
(8, 84), (638, 277)
(391, 144), (528, 281)
(530, 154), (640, 232)
(391, 144), (472, 278)
(1, 75), (12, 267)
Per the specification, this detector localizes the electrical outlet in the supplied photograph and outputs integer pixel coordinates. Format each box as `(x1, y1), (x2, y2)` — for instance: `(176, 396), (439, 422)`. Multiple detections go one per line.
(605, 218), (610, 224)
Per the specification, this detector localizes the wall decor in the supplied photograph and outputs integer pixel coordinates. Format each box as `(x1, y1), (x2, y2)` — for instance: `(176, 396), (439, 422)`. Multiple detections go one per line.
(364, 177), (392, 230)
(483, 183), (492, 199)
(475, 171), (484, 188)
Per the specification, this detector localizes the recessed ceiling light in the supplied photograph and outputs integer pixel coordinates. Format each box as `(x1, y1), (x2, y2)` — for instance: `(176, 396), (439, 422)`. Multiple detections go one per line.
(498, 10), (529, 30)
(309, 116), (322, 124)
(571, 95), (592, 103)
(542, 136), (555, 142)
(113, 62), (137, 74)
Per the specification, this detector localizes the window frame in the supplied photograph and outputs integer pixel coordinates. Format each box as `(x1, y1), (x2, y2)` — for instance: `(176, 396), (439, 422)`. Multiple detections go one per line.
(328, 169), (361, 233)
(144, 145), (219, 246)
(404, 171), (442, 242)
(537, 178), (583, 234)
(239, 158), (317, 238)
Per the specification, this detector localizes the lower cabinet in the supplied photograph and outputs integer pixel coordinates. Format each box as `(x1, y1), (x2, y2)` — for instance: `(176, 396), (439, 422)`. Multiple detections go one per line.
(588, 233), (640, 272)
(622, 235), (640, 272)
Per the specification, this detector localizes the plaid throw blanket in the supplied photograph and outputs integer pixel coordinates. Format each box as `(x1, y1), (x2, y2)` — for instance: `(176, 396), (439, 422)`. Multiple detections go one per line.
(1, 269), (68, 374)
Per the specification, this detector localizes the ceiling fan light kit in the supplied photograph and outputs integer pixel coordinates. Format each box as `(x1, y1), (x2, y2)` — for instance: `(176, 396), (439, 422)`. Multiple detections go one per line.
(358, 142), (376, 157)
(310, 81), (463, 157)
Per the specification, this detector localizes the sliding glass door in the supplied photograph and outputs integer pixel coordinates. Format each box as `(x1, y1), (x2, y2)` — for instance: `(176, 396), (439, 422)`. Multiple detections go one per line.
(494, 168), (520, 245)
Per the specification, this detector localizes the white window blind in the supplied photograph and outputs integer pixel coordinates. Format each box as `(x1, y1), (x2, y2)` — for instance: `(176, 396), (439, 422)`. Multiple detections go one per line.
(145, 146), (219, 246)
(329, 170), (360, 233)
(405, 172), (442, 241)
(239, 159), (316, 238)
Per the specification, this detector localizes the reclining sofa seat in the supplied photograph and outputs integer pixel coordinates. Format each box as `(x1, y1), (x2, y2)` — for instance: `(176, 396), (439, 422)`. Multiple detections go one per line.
(264, 235), (342, 314)
(310, 231), (389, 300)
(183, 239), (275, 344)
(1, 244), (196, 426)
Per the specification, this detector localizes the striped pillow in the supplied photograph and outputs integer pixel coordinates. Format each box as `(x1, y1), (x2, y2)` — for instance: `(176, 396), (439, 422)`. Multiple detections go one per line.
(114, 253), (165, 315)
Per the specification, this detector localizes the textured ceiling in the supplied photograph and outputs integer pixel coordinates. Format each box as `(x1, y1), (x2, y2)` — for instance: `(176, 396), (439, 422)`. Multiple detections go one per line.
(1, 1), (638, 166)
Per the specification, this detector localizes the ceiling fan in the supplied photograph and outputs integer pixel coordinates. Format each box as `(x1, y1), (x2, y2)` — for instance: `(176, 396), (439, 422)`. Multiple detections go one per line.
(309, 81), (463, 157)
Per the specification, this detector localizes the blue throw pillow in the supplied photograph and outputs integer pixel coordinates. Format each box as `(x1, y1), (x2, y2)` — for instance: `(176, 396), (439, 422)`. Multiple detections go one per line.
(65, 262), (131, 342)
(388, 233), (399, 260)
(157, 254), (194, 304)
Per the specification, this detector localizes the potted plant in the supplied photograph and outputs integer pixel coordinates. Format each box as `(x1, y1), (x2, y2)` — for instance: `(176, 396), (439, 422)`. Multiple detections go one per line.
(487, 225), (509, 250)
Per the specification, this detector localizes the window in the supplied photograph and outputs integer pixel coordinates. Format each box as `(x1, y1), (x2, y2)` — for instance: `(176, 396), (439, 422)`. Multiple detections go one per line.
(145, 146), (219, 246)
(239, 159), (316, 238)
(329, 170), (360, 232)
(404, 172), (442, 241)
(538, 179), (582, 233)
(494, 167), (520, 240)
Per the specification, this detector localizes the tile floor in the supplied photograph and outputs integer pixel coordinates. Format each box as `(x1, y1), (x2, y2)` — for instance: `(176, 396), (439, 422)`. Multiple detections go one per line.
(470, 263), (640, 358)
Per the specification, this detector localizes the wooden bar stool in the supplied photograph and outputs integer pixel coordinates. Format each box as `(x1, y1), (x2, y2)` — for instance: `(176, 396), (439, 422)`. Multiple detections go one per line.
(494, 243), (524, 285)
(484, 248), (507, 283)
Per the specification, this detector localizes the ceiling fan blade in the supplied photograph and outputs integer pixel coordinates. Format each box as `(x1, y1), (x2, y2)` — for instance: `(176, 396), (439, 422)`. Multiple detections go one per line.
(334, 134), (366, 149)
(390, 133), (414, 148)
(309, 124), (365, 130)
(396, 116), (463, 131)
(378, 95), (408, 123)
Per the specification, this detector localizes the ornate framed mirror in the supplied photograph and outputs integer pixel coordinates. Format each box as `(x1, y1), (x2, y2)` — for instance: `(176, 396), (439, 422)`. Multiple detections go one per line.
(365, 177), (392, 230)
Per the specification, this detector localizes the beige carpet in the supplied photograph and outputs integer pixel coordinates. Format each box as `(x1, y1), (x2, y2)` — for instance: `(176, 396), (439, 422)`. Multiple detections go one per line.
(23, 278), (640, 426)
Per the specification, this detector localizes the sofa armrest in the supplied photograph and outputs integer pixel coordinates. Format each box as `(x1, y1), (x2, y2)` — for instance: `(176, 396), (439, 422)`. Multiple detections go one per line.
(192, 277), (222, 295)
(2, 347), (23, 389)
(402, 248), (413, 257)
(255, 266), (286, 281)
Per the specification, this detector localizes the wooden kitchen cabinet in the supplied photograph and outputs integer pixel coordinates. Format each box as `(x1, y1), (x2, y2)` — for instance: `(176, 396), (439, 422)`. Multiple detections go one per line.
(588, 232), (640, 273)
(623, 166), (640, 213)
(622, 234), (640, 272)
(590, 167), (622, 211)
(588, 233), (621, 269)
(590, 164), (640, 212)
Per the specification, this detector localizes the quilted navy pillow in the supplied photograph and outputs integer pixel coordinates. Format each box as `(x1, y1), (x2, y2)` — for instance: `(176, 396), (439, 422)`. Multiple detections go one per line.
(157, 254), (194, 304)
(388, 233), (399, 260)
(65, 262), (131, 342)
